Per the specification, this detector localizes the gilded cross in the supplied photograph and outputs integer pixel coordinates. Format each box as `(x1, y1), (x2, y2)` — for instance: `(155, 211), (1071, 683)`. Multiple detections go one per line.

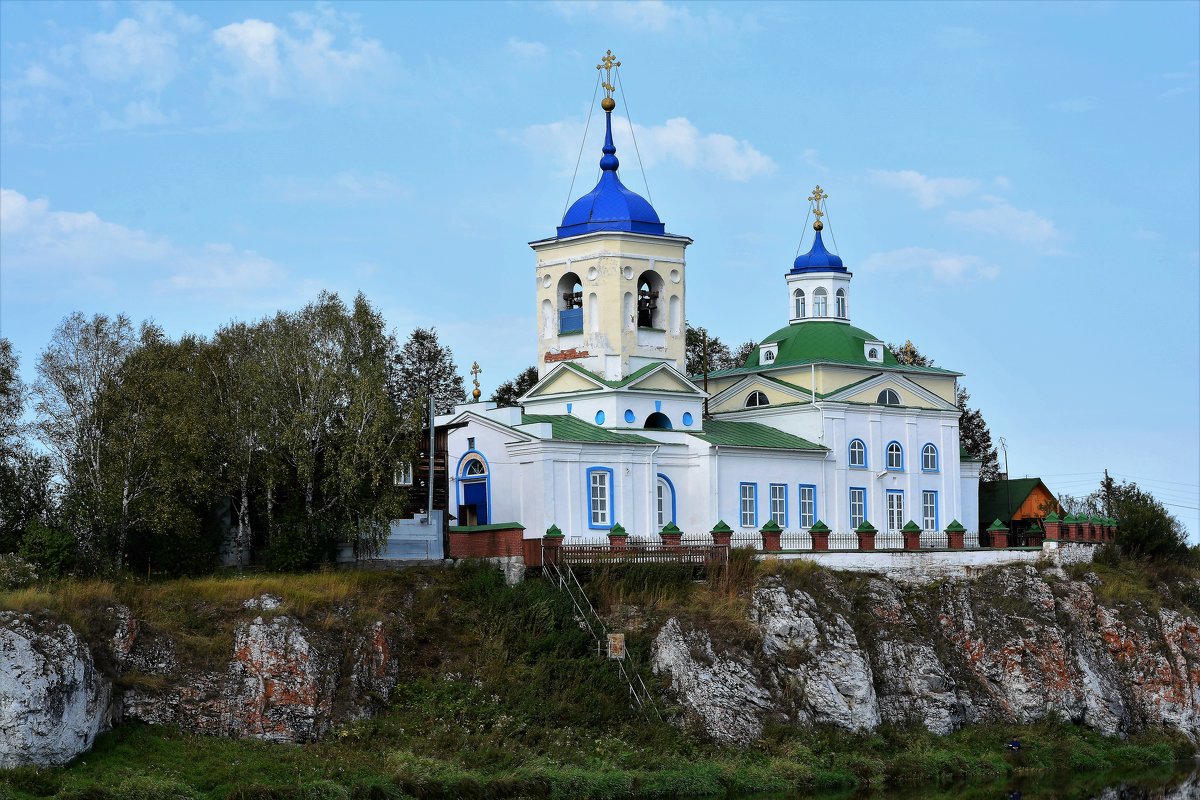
(596, 49), (621, 99)
(809, 185), (828, 219)
(470, 361), (482, 401)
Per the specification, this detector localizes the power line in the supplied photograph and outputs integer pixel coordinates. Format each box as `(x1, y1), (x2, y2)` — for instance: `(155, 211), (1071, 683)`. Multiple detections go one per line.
(562, 72), (602, 219)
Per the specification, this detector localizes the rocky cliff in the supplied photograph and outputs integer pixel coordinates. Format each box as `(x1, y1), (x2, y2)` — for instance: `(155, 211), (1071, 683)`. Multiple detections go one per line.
(651, 563), (1200, 747)
(1, 591), (404, 769)
(3, 560), (1199, 770)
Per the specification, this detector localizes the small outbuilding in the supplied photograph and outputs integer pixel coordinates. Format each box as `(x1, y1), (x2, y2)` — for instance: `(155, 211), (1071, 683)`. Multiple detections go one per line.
(979, 478), (1062, 541)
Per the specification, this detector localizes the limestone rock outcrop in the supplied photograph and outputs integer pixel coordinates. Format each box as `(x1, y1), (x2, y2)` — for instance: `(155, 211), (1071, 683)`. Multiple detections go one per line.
(652, 565), (1200, 746)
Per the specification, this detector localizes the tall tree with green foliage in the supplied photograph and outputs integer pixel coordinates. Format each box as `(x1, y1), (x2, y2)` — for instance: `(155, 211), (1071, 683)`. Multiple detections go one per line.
(888, 339), (1001, 481)
(0, 338), (56, 555)
(685, 324), (755, 376)
(491, 366), (539, 408)
(1060, 478), (1187, 562)
(33, 312), (141, 567)
(392, 327), (466, 416)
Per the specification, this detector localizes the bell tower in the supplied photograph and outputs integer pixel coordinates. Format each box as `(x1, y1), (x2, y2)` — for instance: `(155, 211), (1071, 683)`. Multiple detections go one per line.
(530, 52), (692, 382)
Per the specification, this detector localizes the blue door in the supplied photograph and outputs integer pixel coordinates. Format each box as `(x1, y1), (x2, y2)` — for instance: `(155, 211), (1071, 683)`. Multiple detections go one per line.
(463, 481), (489, 525)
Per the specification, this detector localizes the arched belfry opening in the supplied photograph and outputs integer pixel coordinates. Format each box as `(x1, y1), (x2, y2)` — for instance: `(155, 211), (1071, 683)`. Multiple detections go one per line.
(557, 272), (583, 334)
(636, 271), (664, 329)
(644, 412), (672, 430)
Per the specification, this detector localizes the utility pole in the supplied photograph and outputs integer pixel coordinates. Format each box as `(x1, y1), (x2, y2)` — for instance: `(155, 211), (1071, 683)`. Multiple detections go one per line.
(1000, 436), (1011, 530)
(1103, 468), (1113, 518)
(702, 329), (710, 419)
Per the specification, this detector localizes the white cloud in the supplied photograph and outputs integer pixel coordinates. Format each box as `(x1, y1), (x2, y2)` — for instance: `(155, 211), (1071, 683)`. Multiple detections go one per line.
(860, 247), (999, 282)
(946, 200), (1060, 248)
(80, 4), (202, 91)
(506, 38), (548, 58)
(213, 10), (390, 104)
(0, 188), (288, 296)
(262, 171), (410, 203)
(549, 1), (756, 38)
(515, 113), (775, 182)
(868, 169), (979, 209)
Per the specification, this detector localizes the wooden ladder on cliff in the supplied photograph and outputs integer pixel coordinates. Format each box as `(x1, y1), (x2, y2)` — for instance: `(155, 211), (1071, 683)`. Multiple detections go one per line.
(542, 559), (662, 720)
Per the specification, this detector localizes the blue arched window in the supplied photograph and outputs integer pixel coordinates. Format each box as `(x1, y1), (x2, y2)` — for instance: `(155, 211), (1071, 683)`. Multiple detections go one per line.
(886, 441), (904, 471)
(921, 443), (939, 472)
(848, 439), (867, 468)
(793, 289), (805, 318)
(877, 388), (901, 406)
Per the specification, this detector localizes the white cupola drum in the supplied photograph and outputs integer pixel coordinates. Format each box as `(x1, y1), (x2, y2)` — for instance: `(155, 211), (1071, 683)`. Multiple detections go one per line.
(786, 186), (852, 325)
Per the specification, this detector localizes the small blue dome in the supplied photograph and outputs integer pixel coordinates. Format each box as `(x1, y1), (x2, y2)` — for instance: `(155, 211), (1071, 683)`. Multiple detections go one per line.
(791, 230), (844, 272)
(557, 111), (664, 238)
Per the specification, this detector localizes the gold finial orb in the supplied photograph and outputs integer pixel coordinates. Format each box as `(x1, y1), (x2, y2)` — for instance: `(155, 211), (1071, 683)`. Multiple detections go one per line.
(472, 388), (481, 400)
(813, 220), (824, 231)
(601, 96), (616, 112)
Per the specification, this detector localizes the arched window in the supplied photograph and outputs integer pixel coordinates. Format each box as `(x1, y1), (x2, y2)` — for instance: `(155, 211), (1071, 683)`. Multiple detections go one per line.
(835, 288), (847, 318)
(793, 289), (805, 318)
(556, 273), (583, 334)
(463, 458), (486, 476)
(868, 347), (879, 360)
(813, 287), (828, 317)
(922, 443), (938, 471)
(636, 271), (665, 329)
(848, 439), (866, 468)
(656, 475), (675, 529)
(886, 442), (903, 471)
(745, 391), (769, 408)
(877, 388), (900, 405)
(645, 412), (672, 430)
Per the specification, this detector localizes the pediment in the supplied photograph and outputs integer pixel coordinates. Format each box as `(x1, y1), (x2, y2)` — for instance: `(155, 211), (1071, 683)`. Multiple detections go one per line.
(624, 363), (705, 395)
(826, 372), (957, 411)
(524, 364), (605, 398)
(708, 374), (814, 413)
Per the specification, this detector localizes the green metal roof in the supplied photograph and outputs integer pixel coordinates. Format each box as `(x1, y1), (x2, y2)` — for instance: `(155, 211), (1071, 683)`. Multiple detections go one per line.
(691, 419), (825, 451)
(559, 361), (697, 392)
(979, 478), (1058, 525)
(695, 321), (961, 379)
(521, 414), (656, 444)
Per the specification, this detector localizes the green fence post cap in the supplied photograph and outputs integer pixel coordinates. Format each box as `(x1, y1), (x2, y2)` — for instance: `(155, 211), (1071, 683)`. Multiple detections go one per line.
(809, 520), (831, 534)
(901, 520), (922, 533)
(855, 520), (877, 534)
(711, 520), (733, 534)
(660, 521), (682, 535)
(609, 523), (627, 536)
(760, 520), (783, 533)
(987, 519), (1009, 531)
(944, 519), (966, 533)
(545, 524), (564, 538)
(1044, 511), (1061, 523)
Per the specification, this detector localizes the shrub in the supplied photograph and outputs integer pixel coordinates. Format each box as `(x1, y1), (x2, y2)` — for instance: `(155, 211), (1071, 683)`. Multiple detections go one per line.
(114, 775), (201, 800)
(20, 519), (78, 578)
(0, 552), (38, 589)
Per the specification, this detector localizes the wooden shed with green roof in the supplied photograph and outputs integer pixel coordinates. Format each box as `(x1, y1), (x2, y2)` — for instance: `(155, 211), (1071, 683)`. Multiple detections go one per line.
(979, 478), (1062, 537)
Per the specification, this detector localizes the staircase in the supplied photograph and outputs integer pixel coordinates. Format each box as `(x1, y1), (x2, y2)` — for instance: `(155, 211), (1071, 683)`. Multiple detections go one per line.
(542, 559), (661, 720)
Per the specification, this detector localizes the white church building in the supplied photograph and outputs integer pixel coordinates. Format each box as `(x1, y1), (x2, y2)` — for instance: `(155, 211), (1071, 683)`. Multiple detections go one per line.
(437, 66), (981, 546)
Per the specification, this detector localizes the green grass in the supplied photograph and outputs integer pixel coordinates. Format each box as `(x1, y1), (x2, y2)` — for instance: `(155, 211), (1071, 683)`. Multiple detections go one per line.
(1, 564), (1195, 799)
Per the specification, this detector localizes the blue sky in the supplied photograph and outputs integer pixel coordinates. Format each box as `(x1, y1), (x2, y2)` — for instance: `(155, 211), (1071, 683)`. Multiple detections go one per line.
(2, 1), (1197, 535)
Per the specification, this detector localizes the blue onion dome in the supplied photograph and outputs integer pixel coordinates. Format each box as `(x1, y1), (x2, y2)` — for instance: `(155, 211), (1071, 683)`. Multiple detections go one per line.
(791, 230), (845, 272)
(557, 108), (664, 238)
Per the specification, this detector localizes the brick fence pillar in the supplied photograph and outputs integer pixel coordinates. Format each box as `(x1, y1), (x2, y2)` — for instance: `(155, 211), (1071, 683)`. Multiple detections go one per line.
(710, 520), (733, 548)
(855, 521), (877, 552)
(1043, 512), (1062, 542)
(902, 520), (922, 550)
(945, 519), (966, 549)
(760, 520), (782, 552)
(542, 524), (564, 566)
(809, 520), (831, 551)
(660, 521), (683, 551)
(987, 518), (1010, 548)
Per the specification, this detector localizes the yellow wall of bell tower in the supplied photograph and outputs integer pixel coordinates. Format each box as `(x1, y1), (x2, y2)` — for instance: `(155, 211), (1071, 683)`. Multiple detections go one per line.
(530, 231), (691, 381)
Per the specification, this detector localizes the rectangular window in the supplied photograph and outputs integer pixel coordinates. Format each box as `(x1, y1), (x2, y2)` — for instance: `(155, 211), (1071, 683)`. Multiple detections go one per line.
(740, 483), (757, 528)
(849, 487), (866, 530)
(656, 481), (666, 529)
(798, 484), (816, 529)
(770, 484), (787, 527)
(393, 462), (413, 487)
(887, 490), (904, 533)
(923, 490), (938, 532)
(588, 468), (612, 528)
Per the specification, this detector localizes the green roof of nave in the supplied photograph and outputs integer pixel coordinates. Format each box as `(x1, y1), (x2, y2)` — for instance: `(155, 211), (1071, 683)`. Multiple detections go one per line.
(521, 414), (656, 444)
(696, 322), (961, 379)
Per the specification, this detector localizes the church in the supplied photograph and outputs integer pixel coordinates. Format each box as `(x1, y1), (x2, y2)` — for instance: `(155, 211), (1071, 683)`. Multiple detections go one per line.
(436, 56), (981, 546)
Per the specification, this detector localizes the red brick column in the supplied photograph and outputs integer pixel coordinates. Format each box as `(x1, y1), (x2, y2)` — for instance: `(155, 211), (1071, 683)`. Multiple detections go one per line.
(987, 519), (1010, 548)
(945, 520), (966, 549)
(660, 521), (683, 551)
(1043, 512), (1063, 542)
(542, 525), (564, 566)
(760, 520), (782, 552)
(902, 520), (922, 550)
(855, 521), (877, 552)
(710, 520), (733, 548)
(809, 520), (831, 551)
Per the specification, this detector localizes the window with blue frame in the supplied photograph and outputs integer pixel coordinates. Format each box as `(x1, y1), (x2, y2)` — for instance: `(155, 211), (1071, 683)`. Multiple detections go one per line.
(739, 483), (757, 527)
(849, 487), (866, 530)
(848, 439), (866, 468)
(922, 443), (938, 471)
(923, 490), (938, 532)
(587, 467), (613, 529)
(799, 484), (816, 528)
(769, 484), (787, 527)
(886, 442), (903, 470)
